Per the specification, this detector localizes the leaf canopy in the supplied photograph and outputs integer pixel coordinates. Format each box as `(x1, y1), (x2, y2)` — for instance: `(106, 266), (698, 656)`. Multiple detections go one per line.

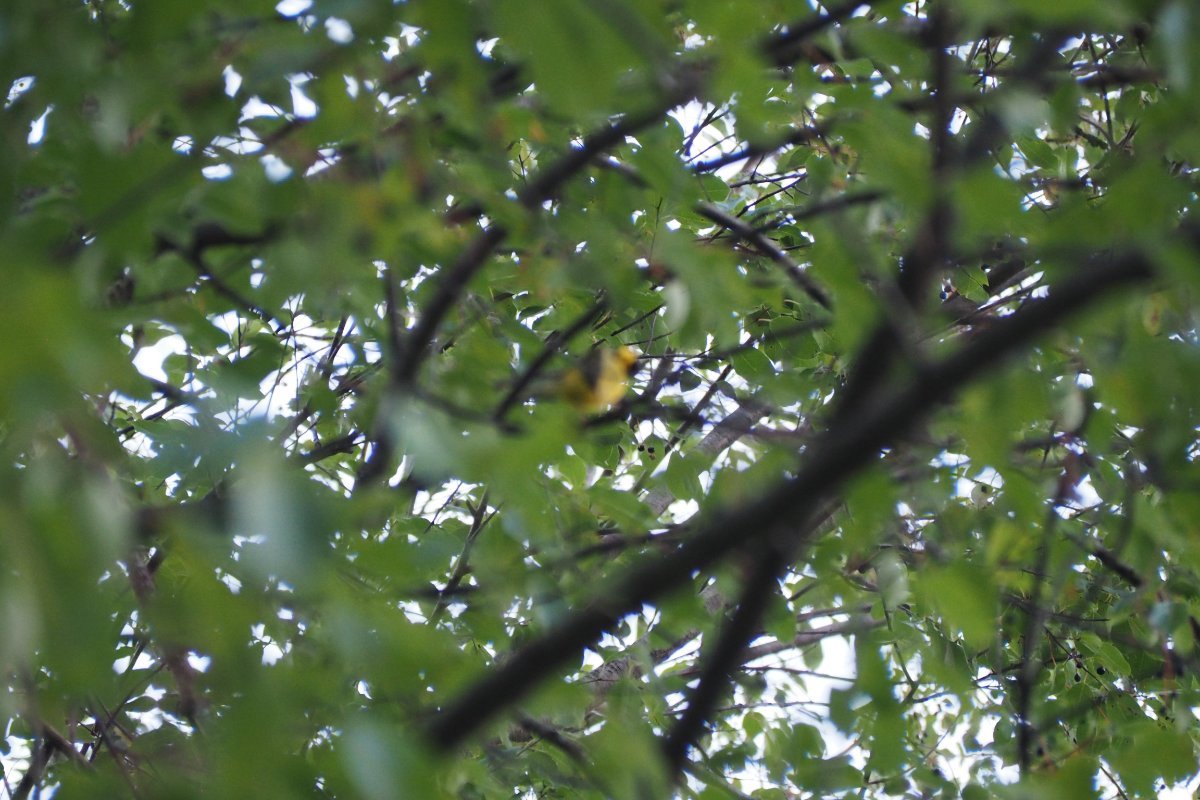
(2, 1), (1200, 798)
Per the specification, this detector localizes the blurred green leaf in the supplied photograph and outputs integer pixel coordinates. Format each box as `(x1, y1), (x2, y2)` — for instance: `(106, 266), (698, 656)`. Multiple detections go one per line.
(917, 564), (1000, 649)
(2, 3), (1199, 798)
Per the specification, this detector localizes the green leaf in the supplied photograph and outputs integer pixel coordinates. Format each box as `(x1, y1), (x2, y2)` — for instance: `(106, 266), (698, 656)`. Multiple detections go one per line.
(1109, 724), (1195, 795)
(917, 564), (1000, 649)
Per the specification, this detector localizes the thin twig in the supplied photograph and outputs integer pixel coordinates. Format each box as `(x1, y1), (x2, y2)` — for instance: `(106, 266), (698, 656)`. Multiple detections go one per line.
(697, 203), (832, 310)
(424, 239), (1157, 752)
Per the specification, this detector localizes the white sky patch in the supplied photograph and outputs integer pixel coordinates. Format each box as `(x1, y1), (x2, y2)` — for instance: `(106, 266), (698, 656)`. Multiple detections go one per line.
(305, 146), (340, 176)
(4, 738), (31, 770)
(234, 126), (266, 154)
(289, 77), (318, 118)
(398, 24), (421, 46)
(210, 132), (248, 153)
(1062, 473), (1102, 512)
(27, 105), (52, 145)
(133, 333), (188, 382)
(276, 0), (312, 16)
(957, 467), (1002, 503)
(253, 623), (288, 665)
(381, 26), (422, 61)
(262, 153), (293, 181)
(326, 17), (354, 44)
(240, 95), (284, 121)
(223, 64), (243, 97)
(210, 310), (242, 336)
(216, 568), (243, 594)
(5, 75), (34, 107)
(670, 100), (765, 180)
(187, 652), (212, 672)
(113, 649), (157, 674)
(202, 163), (233, 180)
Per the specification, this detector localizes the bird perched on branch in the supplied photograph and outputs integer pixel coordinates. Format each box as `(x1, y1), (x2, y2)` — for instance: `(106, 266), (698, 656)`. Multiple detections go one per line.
(559, 345), (639, 413)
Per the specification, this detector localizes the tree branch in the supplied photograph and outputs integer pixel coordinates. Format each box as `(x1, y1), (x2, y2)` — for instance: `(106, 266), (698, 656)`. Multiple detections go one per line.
(662, 536), (792, 774)
(492, 298), (609, 421)
(697, 202), (832, 310)
(423, 242), (1157, 752)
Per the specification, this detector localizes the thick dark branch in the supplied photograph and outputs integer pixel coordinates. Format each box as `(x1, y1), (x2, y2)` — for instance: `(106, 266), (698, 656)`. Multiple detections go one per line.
(763, 0), (874, 69)
(395, 0), (867, 389)
(1088, 541), (1143, 588)
(513, 714), (586, 762)
(352, 96), (709, 490)
(750, 189), (885, 230)
(296, 431), (363, 465)
(698, 203), (832, 310)
(393, 226), (508, 389)
(396, 89), (697, 391)
(662, 540), (789, 775)
(423, 243), (1157, 752)
(153, 221), (281, 256)
(689, 125), (825, 174)
(662, 496), (840, 774)
(492, 299), (609, 421)
(518, 90), (695, 210)
(153, 222), (283, 329)
(1016, 511), (1063, 775)
(353, 427), (398, 488)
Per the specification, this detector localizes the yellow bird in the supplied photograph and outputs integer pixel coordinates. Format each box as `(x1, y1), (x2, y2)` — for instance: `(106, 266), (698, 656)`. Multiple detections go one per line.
(559, 345), (639, 412)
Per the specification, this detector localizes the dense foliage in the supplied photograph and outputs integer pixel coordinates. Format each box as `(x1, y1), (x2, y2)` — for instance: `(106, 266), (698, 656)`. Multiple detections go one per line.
(3, 1), (1200, 797)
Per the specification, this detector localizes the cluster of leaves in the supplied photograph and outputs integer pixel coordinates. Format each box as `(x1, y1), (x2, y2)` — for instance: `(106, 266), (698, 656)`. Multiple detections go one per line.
(2, 0), (1200, 797)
